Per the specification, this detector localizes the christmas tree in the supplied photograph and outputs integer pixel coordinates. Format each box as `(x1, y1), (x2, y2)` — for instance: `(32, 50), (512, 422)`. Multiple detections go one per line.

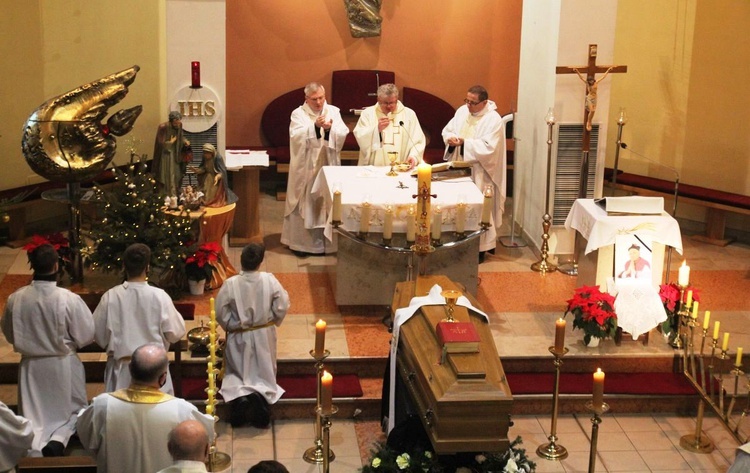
(84, 161), (194, 289)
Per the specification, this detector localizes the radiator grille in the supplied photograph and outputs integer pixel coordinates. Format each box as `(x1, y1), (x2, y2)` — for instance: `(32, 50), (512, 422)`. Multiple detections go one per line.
(552, 124), (599, 225)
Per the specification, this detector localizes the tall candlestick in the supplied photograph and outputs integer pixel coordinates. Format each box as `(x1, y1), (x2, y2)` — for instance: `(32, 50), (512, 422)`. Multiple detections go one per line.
(416, 161), (432, 248)
(713, 321), (720, 340)
(593, 368), (605, 410)
(678, 260), (690, 286)
(406, 205), (416, 242)
(359, 202), (371, 234)
(691, 301), (699, 318)
(314, 319), (326, 357)
(191, 61), (201, 88)
(455, 202), (466, 235)
(736, 347), (743, 366)
(431, 206), (442, 240)
(480, 185), (493, 226)
(554, 318), (566, 353)
(332, 190), (342, 223)
(383, 204), (394, 240)
(703, 311), (711, 330)
(722, 333), (730, 351)
(321, 370), (333, 414)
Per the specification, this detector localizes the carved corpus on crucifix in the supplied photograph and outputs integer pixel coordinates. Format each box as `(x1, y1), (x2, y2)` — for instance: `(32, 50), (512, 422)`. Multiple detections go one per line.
(556, 44), (627, 197)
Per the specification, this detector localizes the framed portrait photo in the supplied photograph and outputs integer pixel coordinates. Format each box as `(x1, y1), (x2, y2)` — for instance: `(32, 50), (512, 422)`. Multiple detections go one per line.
(615, 234), (653, 280)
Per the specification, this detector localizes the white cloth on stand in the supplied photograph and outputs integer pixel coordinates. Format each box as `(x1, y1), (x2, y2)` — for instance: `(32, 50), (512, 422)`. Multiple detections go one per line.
(386, 284), (487, 434)
(1, 280), (94, 453)
(93, 281), (186, 394)
(0, 401), (34, 471)
(607, 278), (667, 338)
(216, 271), (290, 404)
(77, 389), (214, 473)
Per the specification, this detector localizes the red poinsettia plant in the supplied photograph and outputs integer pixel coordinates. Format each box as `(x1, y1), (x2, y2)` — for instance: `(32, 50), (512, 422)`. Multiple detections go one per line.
(564, 285), (618, 345)
(23, 233), (72, 276)
(659, 282), (701, 338)
(184, 241), (221, 281)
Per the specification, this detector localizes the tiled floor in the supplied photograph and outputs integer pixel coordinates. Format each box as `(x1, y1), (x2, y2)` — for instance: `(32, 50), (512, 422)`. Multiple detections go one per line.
(1, 189), (749, 472)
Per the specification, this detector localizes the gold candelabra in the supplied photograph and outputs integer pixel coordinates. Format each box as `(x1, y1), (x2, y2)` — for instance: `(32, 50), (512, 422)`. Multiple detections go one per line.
(531, 108), (557, 274)
(303, 349), (335, 464)
(537, 346), (569, 460)
(205, 298), (231, 472)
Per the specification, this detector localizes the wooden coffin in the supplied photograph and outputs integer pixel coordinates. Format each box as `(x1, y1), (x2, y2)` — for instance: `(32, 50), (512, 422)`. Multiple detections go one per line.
(392, 275), (513, 454)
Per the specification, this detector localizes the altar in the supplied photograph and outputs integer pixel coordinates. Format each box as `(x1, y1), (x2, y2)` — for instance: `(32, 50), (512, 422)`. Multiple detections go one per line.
(312, 166), (486, 306)
(564, 198), (683, 288)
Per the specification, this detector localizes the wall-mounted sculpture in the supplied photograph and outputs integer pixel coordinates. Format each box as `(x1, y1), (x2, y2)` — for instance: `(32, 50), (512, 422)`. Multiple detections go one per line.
(343, 0), (382, 37)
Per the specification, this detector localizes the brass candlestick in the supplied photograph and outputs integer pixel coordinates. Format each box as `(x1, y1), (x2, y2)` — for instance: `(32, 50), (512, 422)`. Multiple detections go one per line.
(531, 108), (557, 274)
(317, 406), (338, 473)
(669, 285), (690, 349)
(537, 346), (569, 460)
(303, 349), (335, 464)
(679, 398), (714, 453)
(205, 310), (231, 472)
(586, 401), (609, 473)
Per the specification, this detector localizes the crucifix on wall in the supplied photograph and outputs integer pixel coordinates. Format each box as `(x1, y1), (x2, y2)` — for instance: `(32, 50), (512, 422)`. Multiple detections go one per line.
(556, 44), (627, 197)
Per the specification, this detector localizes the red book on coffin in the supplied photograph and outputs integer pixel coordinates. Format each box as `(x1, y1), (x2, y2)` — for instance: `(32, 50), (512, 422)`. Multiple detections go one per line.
(436, 321), (480, 353)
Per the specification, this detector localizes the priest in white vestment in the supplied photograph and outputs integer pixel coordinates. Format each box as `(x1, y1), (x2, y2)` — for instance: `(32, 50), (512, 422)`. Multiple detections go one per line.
(0, 401), (34, 471)
(354, 83), (426, 168)
(281, 82), (348, 255)
(93, 243), (186, 394)
(442, 85), (506, 253)
(1, 244), (94, 456)
(77, 344), (214, 473)
(215, 243), (290, 428)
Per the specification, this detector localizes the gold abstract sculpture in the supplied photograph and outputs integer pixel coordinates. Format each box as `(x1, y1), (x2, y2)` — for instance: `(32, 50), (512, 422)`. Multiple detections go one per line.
(22, 65), (142, 182)
(343, 0), (383, 37)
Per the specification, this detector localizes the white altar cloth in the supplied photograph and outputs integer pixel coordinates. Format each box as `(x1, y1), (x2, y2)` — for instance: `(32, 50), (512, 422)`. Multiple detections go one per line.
(564, 199), (683, 255)
(312, 166), (485, 241)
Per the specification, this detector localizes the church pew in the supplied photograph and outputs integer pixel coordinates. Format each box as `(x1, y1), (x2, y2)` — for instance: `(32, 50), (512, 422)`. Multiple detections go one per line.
(605, 168), (750, 246)
(17, 456), (97, 472)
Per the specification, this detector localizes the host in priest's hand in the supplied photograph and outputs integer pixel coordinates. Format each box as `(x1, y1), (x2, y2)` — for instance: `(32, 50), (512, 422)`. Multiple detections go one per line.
(354, 83), (426, 169)
(1, 243), (94, 457)
(442, 85), (506, 254)
(281, 82), (348, 256)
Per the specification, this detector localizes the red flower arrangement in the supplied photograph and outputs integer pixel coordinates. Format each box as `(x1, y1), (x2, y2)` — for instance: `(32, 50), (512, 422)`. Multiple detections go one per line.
(659, 283), (701, 338)
(184, 241), (221, 281)
(23, 233), (72, 276)
(564, 285), (618, 345)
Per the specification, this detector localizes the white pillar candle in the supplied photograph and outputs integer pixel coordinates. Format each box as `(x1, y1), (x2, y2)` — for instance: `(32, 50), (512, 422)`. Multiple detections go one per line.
(480, 185), (493, 225)
(678, 260), (690, 286)
(383, 205), (394, 240)
(332, 190), (342, 222)
(455, 203), (466, 234)
(406, 205), (416, 242)
(431, 206), (442, 240)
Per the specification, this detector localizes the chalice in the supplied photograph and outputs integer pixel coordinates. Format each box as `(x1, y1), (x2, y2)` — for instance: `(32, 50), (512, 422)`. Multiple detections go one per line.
(441, 289), (461, 322)
(386, 151), (399, 176)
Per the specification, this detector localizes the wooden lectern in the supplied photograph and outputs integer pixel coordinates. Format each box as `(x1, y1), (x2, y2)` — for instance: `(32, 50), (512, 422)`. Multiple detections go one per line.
(391, 275), (513, 454)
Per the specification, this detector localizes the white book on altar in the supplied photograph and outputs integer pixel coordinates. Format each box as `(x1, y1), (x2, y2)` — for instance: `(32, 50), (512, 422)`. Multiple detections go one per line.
(225, 149), (269, 170)
(596, 196), (664, 215)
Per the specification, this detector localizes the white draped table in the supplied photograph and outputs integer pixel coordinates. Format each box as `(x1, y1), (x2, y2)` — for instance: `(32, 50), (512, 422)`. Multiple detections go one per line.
(312, 166), (485, 243)
(564, 198), (683, 288)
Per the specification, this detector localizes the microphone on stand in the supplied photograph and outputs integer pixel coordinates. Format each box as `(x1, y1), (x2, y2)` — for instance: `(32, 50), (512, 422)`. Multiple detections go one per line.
(399, 120), (423, 165)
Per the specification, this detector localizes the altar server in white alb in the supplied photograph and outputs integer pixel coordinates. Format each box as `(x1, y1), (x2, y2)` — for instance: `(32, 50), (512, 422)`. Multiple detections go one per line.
(0, 401), (34, 470)
(77, 344), (214, 473)
(442, 85), (506, 253)
(1, 243), (94, 457)
(93, 243), (186, 394)
(354, 83), (425, 168)
(216, 243), (290, 428)
(281, 82), (349, 256)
